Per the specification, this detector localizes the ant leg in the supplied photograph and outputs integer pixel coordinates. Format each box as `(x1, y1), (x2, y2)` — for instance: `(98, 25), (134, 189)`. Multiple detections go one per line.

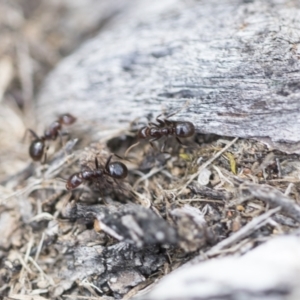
(148, 122), (160, 127)
(161, 140), (168, 154)
(124, 141), (140, 157)
(58, 130), (64, 147)
(58, 130), (69, 158)
(42, 145), (49, 164)
(67, 190), (80, 203)
(160, 138), (172, 155)
(26, 129), (40, 141)
(113, 178), (119, 185)
(155, 114), (165, 127)
(59, 130), (73, 147)
(22, 129), (31, 143)
(114, 179), (128, 194)
(95, 157), (100, 169)
(104, 155), (113, 172)
(113, 153), (123, 160)
(149, 137), (160, 150)
(164, 119), (174, 127)
(176, 137), (184, 145)
(164, 111), (177, 119)
(107, 179), (114, 185)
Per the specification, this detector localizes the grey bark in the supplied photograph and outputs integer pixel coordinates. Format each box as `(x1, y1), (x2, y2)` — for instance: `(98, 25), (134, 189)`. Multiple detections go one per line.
(37, 0), (300, 153)
(49, 202), (176, 298)
(135, 236), (300, 300)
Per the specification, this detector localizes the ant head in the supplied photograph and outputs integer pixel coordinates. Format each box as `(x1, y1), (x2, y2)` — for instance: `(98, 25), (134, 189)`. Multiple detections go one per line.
(59, 113), (76, 125)
(107, 162), (128, 179)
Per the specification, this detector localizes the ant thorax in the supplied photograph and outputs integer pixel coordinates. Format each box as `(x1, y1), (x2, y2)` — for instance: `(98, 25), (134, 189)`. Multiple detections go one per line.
(81, 169), (103, 180)
(44, 121), (61, 140)
(149, 127), (161, 137)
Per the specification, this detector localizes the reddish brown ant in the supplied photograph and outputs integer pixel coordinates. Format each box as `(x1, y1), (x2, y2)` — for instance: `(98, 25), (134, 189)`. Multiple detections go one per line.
(125, 111), (195, 156)
(28, 113), (76, 161)
(66, 155), (128, 190)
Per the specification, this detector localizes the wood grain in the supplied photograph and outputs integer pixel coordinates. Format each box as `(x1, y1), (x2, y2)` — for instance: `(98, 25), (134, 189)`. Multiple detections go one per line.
(37, 0), (300, 153)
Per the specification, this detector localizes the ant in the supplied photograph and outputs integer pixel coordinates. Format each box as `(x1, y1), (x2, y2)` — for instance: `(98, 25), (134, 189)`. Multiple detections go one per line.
(66, 155), (128, 190)
(125, 111), (195, 156)
(28, 113), (76, 161)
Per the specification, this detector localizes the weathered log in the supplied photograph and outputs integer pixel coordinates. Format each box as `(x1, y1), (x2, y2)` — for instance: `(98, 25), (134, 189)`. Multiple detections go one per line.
(136, 236), (300, 300)
(37, 0), (300, 153)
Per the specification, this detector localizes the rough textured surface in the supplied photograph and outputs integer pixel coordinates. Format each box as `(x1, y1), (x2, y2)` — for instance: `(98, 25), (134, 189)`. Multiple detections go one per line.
(136, 236), (300, 300)
(37, 0), (300, 153)
(48, 202), (175, 298)
(62, 202), (178, 247)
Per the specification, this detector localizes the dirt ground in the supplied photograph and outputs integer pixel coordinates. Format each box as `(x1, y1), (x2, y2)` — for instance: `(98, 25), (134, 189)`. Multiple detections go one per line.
(0, 1), (300, 300)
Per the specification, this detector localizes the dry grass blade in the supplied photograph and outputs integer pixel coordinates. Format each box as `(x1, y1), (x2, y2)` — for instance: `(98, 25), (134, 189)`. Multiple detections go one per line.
(0, 56), (14, 102)
(206, 206), (281, 257)
(7, 295), (49, 300)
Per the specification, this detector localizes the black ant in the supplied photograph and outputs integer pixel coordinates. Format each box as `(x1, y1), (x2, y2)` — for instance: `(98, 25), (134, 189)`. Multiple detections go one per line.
(28, 113), (76, 161)
(125, 111), (195, 156)
(66, 155), (128, 190)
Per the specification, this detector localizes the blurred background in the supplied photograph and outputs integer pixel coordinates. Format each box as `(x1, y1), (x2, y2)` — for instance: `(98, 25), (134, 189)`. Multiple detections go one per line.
(0, 0), (125, 181)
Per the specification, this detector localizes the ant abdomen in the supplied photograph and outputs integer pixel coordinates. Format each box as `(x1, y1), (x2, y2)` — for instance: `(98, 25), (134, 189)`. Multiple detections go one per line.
(29, 139), (45, 161)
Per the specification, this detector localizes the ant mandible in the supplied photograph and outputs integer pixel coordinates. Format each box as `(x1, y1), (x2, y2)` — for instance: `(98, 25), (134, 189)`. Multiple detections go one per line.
(125, 111), (195, 156)
(66, 155), (128, 190)
(28, 113), (76, 161)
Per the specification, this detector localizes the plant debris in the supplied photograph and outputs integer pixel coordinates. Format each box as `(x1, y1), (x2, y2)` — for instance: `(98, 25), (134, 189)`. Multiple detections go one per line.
(1, 131), (300, 299)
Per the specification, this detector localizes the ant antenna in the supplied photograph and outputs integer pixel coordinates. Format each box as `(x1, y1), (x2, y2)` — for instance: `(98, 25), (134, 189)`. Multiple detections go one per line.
(113, 153), (132, 163)
(95, 157), (99, 169)
(124, 141), (140, 158)
(164, 100), (190, 119)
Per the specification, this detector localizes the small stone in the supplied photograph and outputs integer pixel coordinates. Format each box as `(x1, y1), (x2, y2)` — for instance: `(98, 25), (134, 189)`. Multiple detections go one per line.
(197, 168), (211, 186)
